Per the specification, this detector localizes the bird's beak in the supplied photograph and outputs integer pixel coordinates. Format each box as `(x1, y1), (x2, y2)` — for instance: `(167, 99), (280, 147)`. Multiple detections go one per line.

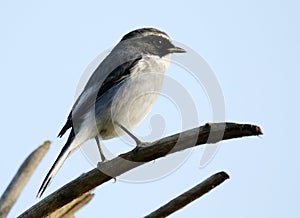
(168, 46), (186, 53)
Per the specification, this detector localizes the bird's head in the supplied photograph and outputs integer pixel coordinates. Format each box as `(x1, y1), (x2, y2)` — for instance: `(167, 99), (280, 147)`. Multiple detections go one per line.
(120, 28), (186, 57)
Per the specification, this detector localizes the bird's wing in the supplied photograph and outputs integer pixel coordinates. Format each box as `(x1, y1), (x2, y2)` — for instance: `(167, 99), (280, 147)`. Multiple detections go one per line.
(57, 56), (142, 137)
(39, 56), (142, 197)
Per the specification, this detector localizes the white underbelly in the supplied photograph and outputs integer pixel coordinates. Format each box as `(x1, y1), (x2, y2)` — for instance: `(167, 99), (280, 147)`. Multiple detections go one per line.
(100, 55), (170, 139)
(112, 73), (164, 127)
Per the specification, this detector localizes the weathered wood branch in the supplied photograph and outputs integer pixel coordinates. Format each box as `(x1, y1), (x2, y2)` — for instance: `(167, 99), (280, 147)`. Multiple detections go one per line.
(0, 141), (50, 218)
(144, 171), (230, 217)
(18, 122), (262, 218)
(47, 192), (94, 218)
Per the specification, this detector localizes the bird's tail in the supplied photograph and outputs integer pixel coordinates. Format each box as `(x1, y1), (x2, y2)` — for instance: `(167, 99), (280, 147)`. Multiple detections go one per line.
(37, 130), (75, 198)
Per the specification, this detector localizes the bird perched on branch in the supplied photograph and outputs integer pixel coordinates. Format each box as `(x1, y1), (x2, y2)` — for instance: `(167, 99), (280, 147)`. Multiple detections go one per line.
(37, 27), (186, 197)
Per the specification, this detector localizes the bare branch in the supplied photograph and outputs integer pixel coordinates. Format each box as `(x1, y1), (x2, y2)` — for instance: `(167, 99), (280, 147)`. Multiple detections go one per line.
(18, 122), (262, 218)
(0, 141), (50, 218)
(47, 192), (94, 218)
(144, 171), (230, 217)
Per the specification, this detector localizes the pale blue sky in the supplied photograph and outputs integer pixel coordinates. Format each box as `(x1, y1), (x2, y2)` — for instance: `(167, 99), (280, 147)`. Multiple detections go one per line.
(0, 0), (299, 217)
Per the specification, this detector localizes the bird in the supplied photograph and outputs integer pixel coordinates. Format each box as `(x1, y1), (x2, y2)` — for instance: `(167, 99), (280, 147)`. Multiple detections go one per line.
(37, 27), (186, 197)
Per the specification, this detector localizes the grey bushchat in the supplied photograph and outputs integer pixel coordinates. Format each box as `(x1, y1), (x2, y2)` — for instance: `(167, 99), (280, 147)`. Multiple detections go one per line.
(37, 27), (186, 197)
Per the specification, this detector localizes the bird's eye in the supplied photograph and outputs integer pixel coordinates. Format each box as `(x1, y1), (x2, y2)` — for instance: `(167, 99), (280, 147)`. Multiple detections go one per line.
(154, 39), (163, 48)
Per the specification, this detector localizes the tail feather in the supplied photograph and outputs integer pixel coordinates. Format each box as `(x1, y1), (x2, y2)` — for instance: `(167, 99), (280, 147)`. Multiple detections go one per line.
(58, 113), (72, 138)
(37, 130), (75, 198)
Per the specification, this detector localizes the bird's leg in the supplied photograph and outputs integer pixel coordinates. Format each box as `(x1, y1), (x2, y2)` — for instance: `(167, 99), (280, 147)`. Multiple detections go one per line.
(116, 122), (142, 145)
(114, 121), (149, 149)
(95, 137), (117, 182)
(95, 136), (107, 162)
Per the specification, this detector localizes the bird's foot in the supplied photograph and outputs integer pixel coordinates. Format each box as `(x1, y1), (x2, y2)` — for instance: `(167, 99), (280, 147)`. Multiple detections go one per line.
(133, 141), (151, 152)
(100, 154), (108, 163)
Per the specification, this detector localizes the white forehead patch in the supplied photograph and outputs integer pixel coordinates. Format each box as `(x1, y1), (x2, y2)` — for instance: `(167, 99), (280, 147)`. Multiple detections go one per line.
(142, 32), (170, 40)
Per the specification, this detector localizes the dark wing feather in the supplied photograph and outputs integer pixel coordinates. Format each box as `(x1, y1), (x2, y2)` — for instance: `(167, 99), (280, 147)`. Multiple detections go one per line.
(96, 57), (141, 99)
(57, 113), (72, 137)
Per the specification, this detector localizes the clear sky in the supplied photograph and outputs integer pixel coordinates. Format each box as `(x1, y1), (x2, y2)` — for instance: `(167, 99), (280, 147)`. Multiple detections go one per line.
(0, 0), (299, 217)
